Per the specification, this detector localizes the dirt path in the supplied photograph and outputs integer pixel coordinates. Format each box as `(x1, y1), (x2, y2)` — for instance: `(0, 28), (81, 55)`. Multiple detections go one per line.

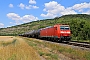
(0, 36), (40, 60)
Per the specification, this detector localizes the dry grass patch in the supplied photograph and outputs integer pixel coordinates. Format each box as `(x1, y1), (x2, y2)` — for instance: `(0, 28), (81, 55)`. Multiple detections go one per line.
(0, 36), (40, 60)
(0, 36), (14, 41)
(0, 36), (15, 46)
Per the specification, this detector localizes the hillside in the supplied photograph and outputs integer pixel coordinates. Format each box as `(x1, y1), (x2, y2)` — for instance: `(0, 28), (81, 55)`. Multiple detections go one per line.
(0, 14), (90, 40)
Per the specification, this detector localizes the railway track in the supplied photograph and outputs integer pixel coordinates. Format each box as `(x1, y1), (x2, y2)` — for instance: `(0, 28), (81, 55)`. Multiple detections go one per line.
(34, 37), (90, 49)
(38, 39), (90, 51)
(68, 41), (90, 48)
(41, 39), (90, 49)
(36, 38), (90, 49)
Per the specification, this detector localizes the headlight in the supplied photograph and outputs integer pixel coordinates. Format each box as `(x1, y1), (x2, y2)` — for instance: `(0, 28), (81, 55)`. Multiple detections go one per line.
(61, 31), (70, 33)
(61, 31), (65, 33)
(66, 32), (70, 33)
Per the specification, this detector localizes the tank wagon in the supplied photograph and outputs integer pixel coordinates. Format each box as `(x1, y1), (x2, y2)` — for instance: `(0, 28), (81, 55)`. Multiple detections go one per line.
(20, 24), (71, 42)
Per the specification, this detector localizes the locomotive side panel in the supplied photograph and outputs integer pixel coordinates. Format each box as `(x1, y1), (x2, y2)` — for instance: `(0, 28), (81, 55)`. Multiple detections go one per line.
(40, 27), (56, 37)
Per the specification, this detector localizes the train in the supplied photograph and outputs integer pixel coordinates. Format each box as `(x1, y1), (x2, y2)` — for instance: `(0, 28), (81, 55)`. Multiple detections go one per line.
(19, 24), (71, 42)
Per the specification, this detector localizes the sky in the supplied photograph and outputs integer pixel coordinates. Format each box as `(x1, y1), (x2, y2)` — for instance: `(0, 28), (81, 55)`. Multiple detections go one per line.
(0, 0), (90, 28)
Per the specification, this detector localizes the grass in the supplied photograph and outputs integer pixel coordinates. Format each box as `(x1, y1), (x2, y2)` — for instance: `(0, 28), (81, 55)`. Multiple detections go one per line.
(38, 51), (45, 56)
(0, 36), (40, 60)
(0, 36), (89, 60)
(24, 37), (90, 60)
(24, 38), (59, 60)
(8, 54), (16, 60)
(72, 39), (90, 43)
(43, 42), (90, 60)
(45, 53), (58, 60)
(0, 39), (16, 47)
(85, 52), (90, 60)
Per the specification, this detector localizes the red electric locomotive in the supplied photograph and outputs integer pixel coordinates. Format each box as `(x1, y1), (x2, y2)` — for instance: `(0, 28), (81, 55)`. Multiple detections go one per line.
(20, 24), (71, 42)
(40, 24), (71, 42)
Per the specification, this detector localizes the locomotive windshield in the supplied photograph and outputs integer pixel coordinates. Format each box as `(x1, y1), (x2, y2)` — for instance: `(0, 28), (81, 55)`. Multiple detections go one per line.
(60, 26), (70, 30)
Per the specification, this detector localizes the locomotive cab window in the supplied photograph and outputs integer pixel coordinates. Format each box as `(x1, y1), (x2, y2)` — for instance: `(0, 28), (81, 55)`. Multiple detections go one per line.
(60, 26), (70, 30)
